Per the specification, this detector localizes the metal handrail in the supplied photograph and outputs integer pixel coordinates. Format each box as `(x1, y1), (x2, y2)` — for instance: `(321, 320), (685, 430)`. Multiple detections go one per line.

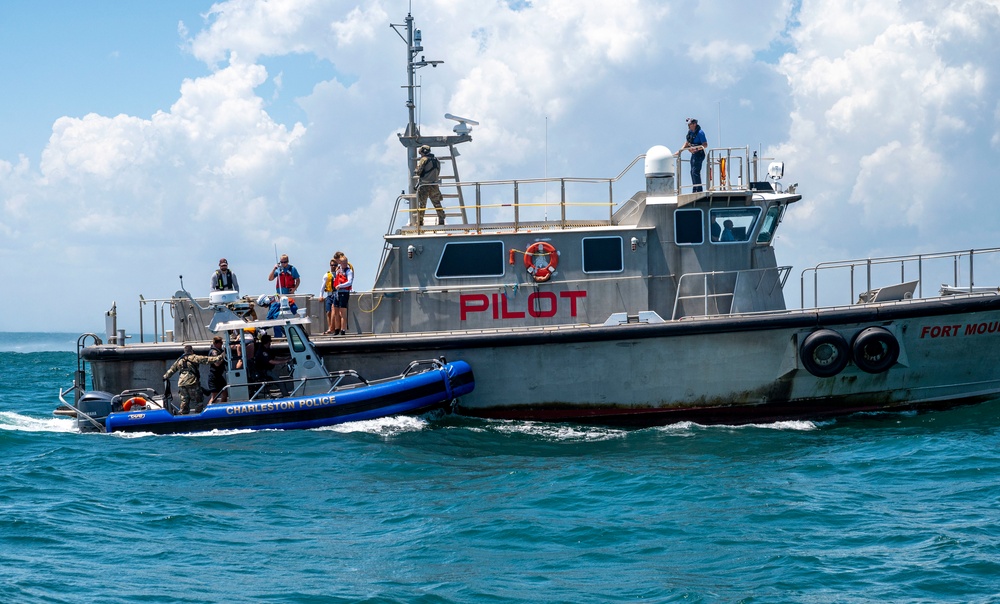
(799, 246), (1000, 308)
(388, 153), (649, 235)
(673, 266), (792, 319)
(392, 146), (779, 234)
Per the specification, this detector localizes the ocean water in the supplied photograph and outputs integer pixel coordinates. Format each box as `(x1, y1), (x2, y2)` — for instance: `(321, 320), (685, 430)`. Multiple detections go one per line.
(2, 333), (999, 603)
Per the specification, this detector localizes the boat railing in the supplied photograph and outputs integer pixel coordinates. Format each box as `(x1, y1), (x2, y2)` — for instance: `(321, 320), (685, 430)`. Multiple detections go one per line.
(58, 333), (104, 409)
(799, 246), (1000, 308)
(136, 295), (180, 343)
(217, 359), (445, 403)
(389, 145), (781, 236)
(673, 266), (792, 319)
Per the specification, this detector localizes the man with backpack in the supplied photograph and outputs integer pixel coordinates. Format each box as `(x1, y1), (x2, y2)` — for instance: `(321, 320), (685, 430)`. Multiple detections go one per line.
(413, 145), (446, 226)
(163, 344), (221, 415)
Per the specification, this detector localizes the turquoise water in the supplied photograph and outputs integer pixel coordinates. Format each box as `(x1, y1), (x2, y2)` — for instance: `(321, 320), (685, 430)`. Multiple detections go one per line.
(2, 333), (1000, 603)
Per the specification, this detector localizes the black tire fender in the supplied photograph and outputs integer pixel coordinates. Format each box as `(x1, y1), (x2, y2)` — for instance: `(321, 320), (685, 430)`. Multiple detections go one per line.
(851, 326), (900, 374)
(800, 329), (850, 378)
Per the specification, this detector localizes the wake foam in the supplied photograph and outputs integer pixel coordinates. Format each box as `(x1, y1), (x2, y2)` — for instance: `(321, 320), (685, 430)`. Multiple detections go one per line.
(0, 411), (77, 433)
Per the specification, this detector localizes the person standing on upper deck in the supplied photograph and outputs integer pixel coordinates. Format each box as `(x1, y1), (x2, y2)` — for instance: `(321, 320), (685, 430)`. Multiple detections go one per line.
(211, 258), (239, 293)
(267, 254), (300, 295)
(413, 145), (446, 226)
(675, 118), (708, 193)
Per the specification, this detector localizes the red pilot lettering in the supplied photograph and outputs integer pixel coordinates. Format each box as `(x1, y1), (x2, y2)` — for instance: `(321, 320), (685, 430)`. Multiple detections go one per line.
(559, 290), (587, 316)
(527, 292), (557, 318)
(461, 294), (489, 321)
(500, 293), (525, 319)
(460, 290), (589, 321)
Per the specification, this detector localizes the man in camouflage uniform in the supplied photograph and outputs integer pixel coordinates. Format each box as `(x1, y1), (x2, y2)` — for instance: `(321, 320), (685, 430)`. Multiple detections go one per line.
(163, 344), (221, 415)
(413, 145), (446, 226)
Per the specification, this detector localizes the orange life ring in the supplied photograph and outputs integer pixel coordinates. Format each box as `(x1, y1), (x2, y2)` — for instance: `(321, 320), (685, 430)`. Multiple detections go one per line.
(123, 397), (146, 412)
(523, 242), (559, 283)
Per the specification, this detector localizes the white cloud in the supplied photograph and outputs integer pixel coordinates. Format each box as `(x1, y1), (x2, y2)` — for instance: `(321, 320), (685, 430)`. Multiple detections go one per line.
(773, 0), (1000, 269)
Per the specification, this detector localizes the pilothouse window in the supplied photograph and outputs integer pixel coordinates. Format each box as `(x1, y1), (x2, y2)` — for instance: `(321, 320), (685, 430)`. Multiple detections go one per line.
(435, 241), (506, 279)
(675, 209), (704, 245)
(755, 205), (784, 243)
(709, 207), (761, 243)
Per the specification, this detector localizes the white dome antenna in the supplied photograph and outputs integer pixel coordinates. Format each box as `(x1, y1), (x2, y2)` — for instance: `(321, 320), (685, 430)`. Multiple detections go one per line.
(445, 113), (479, 135)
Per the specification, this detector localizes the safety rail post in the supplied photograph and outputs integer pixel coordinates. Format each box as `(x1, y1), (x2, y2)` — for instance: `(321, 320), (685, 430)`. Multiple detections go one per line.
(702, 274), (710, 316)
(918, 256), (923, 297)
(866, 259), (873, 298)
(560, 179), (567, 227)
(969, 249), (975, 291)
(475, 183), (482, 232)
(513, 181), (520, 231)
(139, 297), (145, 344)
(608, 179), (614, 221)
(953, 254), (959, 290)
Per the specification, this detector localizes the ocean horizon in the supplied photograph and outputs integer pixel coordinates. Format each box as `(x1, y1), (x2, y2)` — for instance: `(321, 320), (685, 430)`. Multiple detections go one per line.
(2, 333), (999, 602)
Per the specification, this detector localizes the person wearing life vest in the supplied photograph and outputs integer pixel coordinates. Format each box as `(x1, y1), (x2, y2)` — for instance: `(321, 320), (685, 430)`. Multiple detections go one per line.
(331, 251), (354, 335)
(413, 145), (445, 226)
(210, 258), (239, 292)
(163, 344), (221, 415)
(674, 117), (708, 193)
(320, 257), (339, 334)
(267, 253), (300, 295)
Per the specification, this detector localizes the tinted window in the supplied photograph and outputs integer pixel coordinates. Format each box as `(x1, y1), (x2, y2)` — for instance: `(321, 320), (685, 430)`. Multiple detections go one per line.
(288, 327), (306, 353)
(436, 241), (505, 278)
(582, 237), (623, 273)
(756, 205), (783, 243)
(675, 209), (703, 245)
(709, 207), (762, 244)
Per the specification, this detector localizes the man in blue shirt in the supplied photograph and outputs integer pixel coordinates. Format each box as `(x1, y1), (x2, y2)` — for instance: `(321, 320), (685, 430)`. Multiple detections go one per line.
(675, 118), (708, 193)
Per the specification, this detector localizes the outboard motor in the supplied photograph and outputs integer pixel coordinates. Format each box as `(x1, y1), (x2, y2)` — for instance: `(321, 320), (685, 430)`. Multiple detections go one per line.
(75, 391), (115, 432)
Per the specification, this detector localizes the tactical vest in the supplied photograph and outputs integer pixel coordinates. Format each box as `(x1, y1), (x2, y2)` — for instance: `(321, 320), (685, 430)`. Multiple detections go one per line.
(179, 355), (201, 380)
(214, 269), (234, 290)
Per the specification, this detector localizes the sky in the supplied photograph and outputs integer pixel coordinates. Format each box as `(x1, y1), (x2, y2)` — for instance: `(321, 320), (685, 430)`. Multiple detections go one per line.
(2, 0), (1000, 333)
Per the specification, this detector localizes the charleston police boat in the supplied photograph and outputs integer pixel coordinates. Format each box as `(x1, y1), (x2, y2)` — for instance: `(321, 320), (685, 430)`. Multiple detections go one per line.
(58, 292), (474, 434)
(64, 12), (1000, 427)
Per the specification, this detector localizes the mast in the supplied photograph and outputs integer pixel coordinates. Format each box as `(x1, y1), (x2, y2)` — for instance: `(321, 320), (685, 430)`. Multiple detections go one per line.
(390, 12), (473, 199)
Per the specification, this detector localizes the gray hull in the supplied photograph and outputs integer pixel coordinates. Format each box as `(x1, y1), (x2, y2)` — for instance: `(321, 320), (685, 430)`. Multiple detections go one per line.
(84, 293), (1000, 425)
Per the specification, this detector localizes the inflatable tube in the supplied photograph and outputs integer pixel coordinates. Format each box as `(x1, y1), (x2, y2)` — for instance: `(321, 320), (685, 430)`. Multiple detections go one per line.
(851, 326), (900, 374)
(800, 329), (850, 378)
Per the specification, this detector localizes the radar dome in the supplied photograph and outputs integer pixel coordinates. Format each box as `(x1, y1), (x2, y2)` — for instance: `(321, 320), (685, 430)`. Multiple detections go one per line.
(644, 146), (675, 177)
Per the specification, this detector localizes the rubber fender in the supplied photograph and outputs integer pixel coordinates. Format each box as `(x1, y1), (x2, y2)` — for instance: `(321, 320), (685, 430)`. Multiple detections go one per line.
(851, 326), (900, 374)
(800, 329), (850, 378)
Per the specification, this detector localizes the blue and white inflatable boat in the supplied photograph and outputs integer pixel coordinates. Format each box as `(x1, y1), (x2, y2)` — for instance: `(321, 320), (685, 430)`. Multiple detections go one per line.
(58, 292), (474, 435)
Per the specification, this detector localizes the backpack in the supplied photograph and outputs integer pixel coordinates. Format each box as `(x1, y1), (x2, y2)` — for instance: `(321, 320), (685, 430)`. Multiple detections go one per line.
(181, 355), (201, 380)
(420, 155), (441, 181)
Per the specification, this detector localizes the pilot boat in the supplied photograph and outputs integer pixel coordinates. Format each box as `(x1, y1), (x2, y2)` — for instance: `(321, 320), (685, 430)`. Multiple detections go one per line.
(58, 294), (474, 434)
(63, 12), (1000, 426)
